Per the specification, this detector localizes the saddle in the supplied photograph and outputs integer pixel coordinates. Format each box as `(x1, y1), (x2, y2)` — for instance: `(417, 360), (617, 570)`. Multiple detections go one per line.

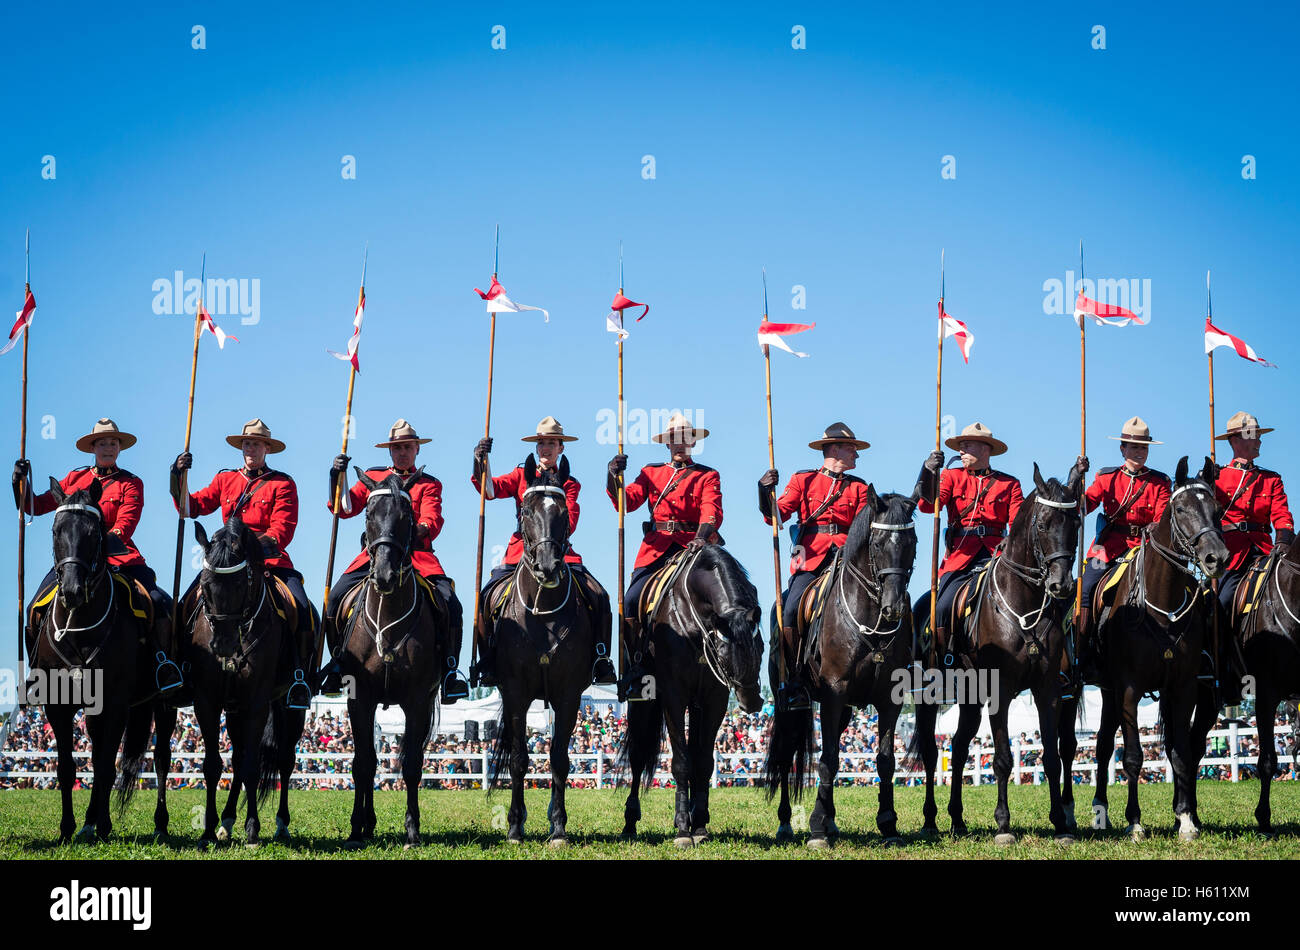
(1234, 553), (1275, 622)
(266, 574), (299, 632)
(1093, 547), (1140, 617)
(936, 559), (994, 654)
(30, 572), (153, 635)
(634, 549), (693, 631)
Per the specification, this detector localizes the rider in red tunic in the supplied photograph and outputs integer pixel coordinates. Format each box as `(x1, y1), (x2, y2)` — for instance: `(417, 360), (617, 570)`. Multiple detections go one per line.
(14, 418), (182, 694)
(608, 412), (759, 709)
(757, 422), (874, 710)
(915, 422), (1024, 664)
(472, 416), (614, 688)
(1073, 416), (1171, 680)
(172, 418), (315, 709)
(319, 419), (470, 702)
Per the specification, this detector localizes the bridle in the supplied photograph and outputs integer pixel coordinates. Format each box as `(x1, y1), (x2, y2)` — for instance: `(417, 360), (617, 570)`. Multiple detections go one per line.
(44, 502), (116, 668)
(1135, 480), (1220, 626)
(990, 492), (1079, 631)
(837, 516), (917, 638)
(364, 487), (414, 586)
(516, 485), (573, 612)
(200, 541), (268, 669)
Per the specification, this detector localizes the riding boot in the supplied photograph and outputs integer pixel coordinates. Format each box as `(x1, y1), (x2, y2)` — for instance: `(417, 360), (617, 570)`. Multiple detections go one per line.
(284, 618), (314, 711)
(589, 585), (616, 685)
(318, 612), (346, 696)
(150, 610), (185, 699)
(440, 583), (470, 704)
(469, 609), (498, 689)
(778, 625), (811, 711)
(1074, 605), (1101, 686)
(617, 620), (651, 703)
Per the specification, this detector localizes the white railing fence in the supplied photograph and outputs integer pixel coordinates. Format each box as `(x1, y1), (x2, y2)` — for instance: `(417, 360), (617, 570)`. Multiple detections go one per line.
(4, 723), (1293, 788)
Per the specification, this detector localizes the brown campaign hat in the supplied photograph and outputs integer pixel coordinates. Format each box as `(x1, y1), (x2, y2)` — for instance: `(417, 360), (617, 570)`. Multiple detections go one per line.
(75, 418), (137, 453)
(652, 412), (710, 444)
(225, 418), (286, 454)
(944, 421), (1008, 457)
(1107, 415), (1163, 445)
(1216, 410), (1273, 441)
(522, 415), (578, 443)
(808, 422), (870, 451)
(375, 419), (432, 448)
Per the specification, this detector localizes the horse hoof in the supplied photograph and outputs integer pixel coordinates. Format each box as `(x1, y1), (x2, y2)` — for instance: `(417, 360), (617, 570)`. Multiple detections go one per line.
(673, 835), (695, 849)
(621, 826), (637, 841)
(827, 820), (840, 839)
(273, 828), (290, 844)
(548, 836), (569, 849)
(993, 832), (1016, 847)
(691, 828), (709, 845)
(1054, 833), (1076, 846)
(215, 822), (232, 843)
(806, 836), (831, 850)
(882, 836), (905, 848)
(1177, 815), (1199, 842)
(1126, 823), (1146, 842)
(245, 840), (261, 850)
(775, 824), (794, 844)
(505, 836), (523, 846)
(196, 838), (213, 852)
(403, 842), (419, 851)
(75, 825), (97, 843)
(344, 836), (366, 850)
(919, 826), (939, 841)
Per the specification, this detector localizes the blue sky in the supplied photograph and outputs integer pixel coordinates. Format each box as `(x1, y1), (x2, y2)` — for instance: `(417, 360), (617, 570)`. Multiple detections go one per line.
(2, 2), (1297, 675)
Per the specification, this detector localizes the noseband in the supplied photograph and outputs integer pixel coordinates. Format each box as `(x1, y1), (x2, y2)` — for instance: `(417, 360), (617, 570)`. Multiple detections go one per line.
(365, 487), (414, 584)
(53, 503), (106, 595)
(997, 493), (1078, 592)
(200, 552), (267, 653)
(838, 517), (916, 638)
(1148, 481), (1219, 576)
(519, 485), (571, 589)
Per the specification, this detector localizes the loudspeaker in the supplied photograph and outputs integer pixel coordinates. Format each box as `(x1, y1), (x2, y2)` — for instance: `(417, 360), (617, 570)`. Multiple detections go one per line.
(485, 719), (499, 741)
(464, 719), (479, 743)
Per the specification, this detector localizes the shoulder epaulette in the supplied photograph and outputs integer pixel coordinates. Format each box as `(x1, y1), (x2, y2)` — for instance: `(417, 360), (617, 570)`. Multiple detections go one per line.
(1146, 468), (1171, 484)
(217, 467), (238, 474)
(1098, 466), (1120, 476)
(71, 464), (93, 473)
(795, 468), (817, 475)
(1255, 467), (1280, 478)
(690, 464), (717, 474)
(262, 469), (293, 482)
(990, 470), (1018, 482)
(844, 473), (868, 486)
(646, 461), (669, 468)
(114, 468), (139, 481)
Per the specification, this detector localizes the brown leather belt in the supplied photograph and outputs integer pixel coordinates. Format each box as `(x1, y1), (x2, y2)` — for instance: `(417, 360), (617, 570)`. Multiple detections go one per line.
(1224, 521), (1269, 533)
(651, 520), (699, 533)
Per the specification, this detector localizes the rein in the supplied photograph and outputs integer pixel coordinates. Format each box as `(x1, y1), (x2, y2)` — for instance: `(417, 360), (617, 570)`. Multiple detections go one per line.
(200, 552), (270, 670)
(44, 502), (117, 671)
(516, 484), (574, 615)
(836, 519), (915, 639)
(989, 493), (1078, 633)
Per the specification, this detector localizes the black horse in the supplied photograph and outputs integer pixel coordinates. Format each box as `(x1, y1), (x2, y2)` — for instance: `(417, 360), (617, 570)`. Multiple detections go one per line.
(483, 457), (604, 845)
(1061, 456), (1225, 842)
(620, 544), (763, 845)
(764, 488), (920, 847)
(338, 469), (451, 847)
(181, 514), (306, 847)
(27, 478), (155, 841)
(909, 463), (1082, 844)
(1189, 522), (1300, 835)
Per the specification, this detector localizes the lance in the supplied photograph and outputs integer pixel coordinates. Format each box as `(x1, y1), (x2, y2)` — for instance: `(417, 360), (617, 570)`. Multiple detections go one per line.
(319, 245), (367, 674)
(1207, 269), (1221, 695)
(929, 250), (944, 668)
(171, 253), (206, 631)
(1074, 240), (1088, 621)
(471, 225), (500, 684)
(616, 241), (628, 678)
(759, 268), (791, 688)
(16, 229), (31, 690)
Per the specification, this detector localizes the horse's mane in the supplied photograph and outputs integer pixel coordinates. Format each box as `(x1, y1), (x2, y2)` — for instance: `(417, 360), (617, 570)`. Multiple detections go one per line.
(210, 514), (262, 569)
(694, 544), (758, 609)
(844, 492), (915, 562)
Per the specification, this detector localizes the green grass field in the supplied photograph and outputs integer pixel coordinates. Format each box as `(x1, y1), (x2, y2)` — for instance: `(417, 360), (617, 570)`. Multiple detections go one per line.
(3, 783), (1299, 859)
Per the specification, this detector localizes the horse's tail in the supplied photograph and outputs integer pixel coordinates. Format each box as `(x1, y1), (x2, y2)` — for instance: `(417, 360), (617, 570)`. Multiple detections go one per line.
(615, 693), (664, 789)
(486, 712), (510, 797)
(904, 703), (936, 773)
(115, 701), (155, 815)
(763, 700), (813, 801)
(256, 704), (283, 806)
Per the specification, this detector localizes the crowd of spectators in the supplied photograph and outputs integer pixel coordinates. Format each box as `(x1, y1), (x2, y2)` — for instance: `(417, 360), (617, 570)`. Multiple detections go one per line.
(3, 702), (1295, 791)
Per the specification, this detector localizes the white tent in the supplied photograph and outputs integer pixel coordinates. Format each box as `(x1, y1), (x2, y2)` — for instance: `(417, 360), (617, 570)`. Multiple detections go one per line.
(933, 687), (1161, 739)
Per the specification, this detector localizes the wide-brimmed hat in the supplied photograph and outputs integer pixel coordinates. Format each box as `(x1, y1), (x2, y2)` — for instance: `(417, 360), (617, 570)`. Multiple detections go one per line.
(652, 412), (710, 444)
(808, 422), (870, 451)
(522, 416), (578, 443)
(1107, 415), (1163, 445)
(375, 419), (431, 448)
(944, 421), (1008, 457)
(225, 418), (286, 454)
(1216, 410), (1273, 441)
(75, 418), (137, 453)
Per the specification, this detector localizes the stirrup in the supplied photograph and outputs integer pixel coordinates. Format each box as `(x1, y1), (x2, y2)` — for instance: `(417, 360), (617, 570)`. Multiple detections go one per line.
(1058, 670), (1076, 701)
(591, 656), (617, 685)
(154, 652), (183, 693)
(618, 658), (652, 703)
(442, 664), (470, 704)
(318, 660), (345, 697)
(470, 659), (497, 689)
(780, 681), (811, 711)
(285, 669), (312, 710)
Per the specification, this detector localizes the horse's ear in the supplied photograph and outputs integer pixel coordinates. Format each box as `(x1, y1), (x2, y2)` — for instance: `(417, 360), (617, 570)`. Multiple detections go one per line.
(48, 477), (64, 505)
(1199, 455), (1218, 484)
(1175, 455), (1189, 486)
(866, 483), (880, 512)
(1033, 462), (1047, 496)
(355, 466), (377, 491)
(86, 477), (103, 505)
(557, 455), (570, 484)
(194, 520), (209, 550)
(401, 466), (425, 494)
(524, 454), (537, 485)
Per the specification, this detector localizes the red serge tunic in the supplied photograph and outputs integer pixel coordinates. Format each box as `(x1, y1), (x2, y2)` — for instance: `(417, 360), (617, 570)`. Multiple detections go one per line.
(764, 468), (872, 574)
(919, 467), (1024, 576)
(334, 467), (447, 577)
(1083, 466), (1171, 563)
(31, 466), (147, 569)
(472, 463), (584, 566)
(614, 462), (723, 570)
(175, 467), (299, 572)
(1215, 459), (1294, 570)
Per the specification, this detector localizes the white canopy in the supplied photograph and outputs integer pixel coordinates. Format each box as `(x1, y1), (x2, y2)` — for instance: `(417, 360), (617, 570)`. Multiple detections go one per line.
(933, 687), (1161, 739)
